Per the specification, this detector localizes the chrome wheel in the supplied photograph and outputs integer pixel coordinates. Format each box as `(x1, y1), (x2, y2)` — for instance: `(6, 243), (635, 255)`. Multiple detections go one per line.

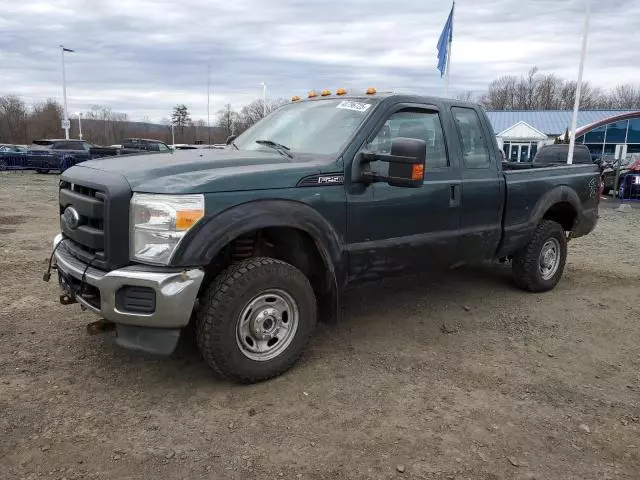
(539, 238), (561, 280)
(236, 289), (299, 361)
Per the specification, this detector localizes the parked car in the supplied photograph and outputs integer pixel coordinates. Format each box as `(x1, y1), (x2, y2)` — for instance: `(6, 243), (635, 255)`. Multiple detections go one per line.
(121, 138), (171, 152)
(0, 144), (29, 170)
(49, 91), (600, 383)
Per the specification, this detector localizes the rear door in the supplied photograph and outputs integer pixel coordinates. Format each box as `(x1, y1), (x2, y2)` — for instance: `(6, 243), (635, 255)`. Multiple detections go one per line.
(450, 106), (504, 261)
(347, 103), (462, 279)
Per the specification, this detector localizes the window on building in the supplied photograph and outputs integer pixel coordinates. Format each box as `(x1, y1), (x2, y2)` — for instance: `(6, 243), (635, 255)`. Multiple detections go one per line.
(605, 120), (628, 143)
(627, 118), (640, 143)
(451, 107), (490, 168)
(368, 109), (449, 169)
(584, 125), (606, 143)
(584, 143), (605, 158)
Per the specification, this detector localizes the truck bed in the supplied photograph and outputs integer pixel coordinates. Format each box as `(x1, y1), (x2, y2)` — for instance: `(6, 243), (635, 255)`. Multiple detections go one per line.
(499, 163), (600, 256)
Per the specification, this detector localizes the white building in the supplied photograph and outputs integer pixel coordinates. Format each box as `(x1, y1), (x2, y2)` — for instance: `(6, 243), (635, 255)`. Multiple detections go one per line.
(486, 109), (640, 162)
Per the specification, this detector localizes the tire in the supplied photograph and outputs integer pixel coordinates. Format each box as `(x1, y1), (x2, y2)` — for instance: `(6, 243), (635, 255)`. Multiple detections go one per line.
(512, 220), (567, 293)
(196, 257), (317, 383)
(35, 169), (49, 174)
(0, 159), (7, 171)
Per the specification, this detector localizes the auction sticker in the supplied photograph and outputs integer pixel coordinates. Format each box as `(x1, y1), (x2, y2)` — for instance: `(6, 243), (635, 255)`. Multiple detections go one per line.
(336, 100), (372, 112)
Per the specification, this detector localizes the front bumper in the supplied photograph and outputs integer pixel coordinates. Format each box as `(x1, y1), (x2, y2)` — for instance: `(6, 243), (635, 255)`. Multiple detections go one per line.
(52, 234), (204, 328)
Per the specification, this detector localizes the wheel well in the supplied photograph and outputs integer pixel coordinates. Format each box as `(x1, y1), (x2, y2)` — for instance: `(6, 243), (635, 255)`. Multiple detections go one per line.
(542, 202), (577, 231)
(202, 227), (335, 323)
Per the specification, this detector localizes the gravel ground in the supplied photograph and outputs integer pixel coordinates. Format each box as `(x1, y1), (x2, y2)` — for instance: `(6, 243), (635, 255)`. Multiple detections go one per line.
(1, 171), (639, 480)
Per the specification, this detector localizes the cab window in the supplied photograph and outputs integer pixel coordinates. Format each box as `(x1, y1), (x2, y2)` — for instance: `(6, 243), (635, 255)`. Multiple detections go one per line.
(368, 109), (448, 169)
(451, 107), (490, 168)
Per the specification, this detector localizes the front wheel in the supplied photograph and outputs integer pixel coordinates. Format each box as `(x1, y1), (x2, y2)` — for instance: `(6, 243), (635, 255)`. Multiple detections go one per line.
(196, 257), (317, 383)
(512, 220), (567, 292)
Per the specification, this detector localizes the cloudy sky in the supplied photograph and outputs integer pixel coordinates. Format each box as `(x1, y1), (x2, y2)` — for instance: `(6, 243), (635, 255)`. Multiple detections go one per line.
(2, 0), (638, 122)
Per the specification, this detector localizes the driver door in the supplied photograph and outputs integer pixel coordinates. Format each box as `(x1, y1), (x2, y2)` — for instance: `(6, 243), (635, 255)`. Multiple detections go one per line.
(347, 105), (462, 280)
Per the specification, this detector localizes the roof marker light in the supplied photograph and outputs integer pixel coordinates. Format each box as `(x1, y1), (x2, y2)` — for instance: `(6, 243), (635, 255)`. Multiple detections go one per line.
(308, 90), (318, 98)
(291, 95), (301, 102)
(321, 89), (331, 96)
(336, 88), (347, 95)
(366, 87), (377, 95)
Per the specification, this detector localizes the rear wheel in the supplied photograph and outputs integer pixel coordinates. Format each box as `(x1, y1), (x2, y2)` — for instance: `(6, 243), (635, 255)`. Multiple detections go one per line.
(512, 220), (567, 292)
(196, 257), (317, 383)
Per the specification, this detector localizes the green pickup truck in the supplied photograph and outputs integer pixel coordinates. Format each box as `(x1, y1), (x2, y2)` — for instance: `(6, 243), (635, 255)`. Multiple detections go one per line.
(48, 91), (601, 383)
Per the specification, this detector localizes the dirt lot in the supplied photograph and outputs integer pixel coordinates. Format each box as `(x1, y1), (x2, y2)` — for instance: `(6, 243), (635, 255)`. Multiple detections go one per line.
(1, 171), (639, 480)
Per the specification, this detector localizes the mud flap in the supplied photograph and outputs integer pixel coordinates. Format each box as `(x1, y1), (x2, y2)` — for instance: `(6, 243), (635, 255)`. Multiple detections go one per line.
(115, 325), (181, 356)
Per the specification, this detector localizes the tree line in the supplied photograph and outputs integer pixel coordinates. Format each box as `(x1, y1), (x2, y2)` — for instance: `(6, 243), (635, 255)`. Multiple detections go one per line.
(469, 67), (640, 110)
(2, 67), (640, 145)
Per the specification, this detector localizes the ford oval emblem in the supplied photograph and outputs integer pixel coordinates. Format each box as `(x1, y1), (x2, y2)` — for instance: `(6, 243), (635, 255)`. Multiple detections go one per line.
(63, 206), (80, 230)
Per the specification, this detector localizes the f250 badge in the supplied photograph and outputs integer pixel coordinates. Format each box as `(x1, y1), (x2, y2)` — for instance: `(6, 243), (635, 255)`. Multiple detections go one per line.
(317, 175), (344, 184)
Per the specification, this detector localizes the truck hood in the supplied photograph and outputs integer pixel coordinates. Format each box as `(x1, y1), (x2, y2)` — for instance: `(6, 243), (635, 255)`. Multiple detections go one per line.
(78, 149), (326, 193)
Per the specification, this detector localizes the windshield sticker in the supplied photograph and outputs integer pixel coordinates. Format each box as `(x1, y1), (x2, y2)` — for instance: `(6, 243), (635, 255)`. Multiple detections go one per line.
(336, 100), (372, 113)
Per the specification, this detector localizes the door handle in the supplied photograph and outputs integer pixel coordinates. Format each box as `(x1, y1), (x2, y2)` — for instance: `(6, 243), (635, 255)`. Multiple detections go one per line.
(449, 184), (461, 208)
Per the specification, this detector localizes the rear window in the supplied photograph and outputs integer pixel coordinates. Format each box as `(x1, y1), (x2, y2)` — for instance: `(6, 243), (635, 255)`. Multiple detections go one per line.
(535, 145), (592, 165)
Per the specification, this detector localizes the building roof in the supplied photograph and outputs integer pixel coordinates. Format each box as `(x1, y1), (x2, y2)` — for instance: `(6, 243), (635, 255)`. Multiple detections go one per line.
(486, 110), (638, 136)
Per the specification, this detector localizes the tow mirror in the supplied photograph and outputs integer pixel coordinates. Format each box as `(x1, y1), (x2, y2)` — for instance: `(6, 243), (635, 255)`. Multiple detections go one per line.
(359, 137), (426, 188)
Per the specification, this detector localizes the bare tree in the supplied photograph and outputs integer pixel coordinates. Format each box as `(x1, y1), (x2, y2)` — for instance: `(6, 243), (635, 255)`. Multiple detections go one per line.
(0, 95), (29, 143)
(217, 103), (239, 138)
(28, 99), (63, 141)
(236, 98), (287, 133)
(455, 91), (475, 102)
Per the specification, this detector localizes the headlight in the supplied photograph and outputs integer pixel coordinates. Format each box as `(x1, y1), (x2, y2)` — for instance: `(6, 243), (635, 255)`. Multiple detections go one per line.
(130, 193), (204, 265)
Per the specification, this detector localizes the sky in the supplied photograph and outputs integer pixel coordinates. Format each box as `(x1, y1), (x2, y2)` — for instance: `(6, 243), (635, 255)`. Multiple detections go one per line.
(1, 0), (639, 123)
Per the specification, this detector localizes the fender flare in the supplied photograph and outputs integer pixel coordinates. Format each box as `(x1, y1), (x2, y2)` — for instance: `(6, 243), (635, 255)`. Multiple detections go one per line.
(171, 199), (347, 321)
(529, 185), (581, 228)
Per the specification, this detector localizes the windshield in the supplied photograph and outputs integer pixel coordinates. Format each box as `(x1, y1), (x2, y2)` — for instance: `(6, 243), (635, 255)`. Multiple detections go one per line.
(234, 99), (376, 157)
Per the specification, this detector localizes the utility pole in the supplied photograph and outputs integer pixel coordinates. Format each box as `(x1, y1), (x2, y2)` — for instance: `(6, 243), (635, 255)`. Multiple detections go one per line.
(567, 0), (591, 164)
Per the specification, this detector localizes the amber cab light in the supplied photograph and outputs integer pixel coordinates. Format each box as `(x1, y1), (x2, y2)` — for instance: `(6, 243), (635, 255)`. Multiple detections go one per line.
(291, 95), (301, 102)
(308, 91), (318, 98)
(411, 164), (425, 181)
(336, 88), (347, 95)
(366, 87), (377, 95)
(321, 89), (331, 96)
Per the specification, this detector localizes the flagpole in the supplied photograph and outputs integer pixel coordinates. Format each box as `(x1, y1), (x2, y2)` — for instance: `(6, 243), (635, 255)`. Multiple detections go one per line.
(444, 2), (454, 97)
(60, 45), (70, 139)
(567, 0), (591, 165)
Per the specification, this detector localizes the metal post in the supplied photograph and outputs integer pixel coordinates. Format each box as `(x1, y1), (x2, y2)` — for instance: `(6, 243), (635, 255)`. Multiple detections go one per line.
(77, 112), (83, 140)
(207, 64), (211, 146)
(567, 0), (591, 164)
(60, 46), (70, 139)
(171, 123), (175, 147)
(262, 82), (267, 117)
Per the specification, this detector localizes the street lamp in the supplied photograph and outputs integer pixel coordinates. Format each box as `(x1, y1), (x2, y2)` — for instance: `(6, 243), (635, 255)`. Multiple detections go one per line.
(76, 112), (83, 140)
(59, 45), (74, 140)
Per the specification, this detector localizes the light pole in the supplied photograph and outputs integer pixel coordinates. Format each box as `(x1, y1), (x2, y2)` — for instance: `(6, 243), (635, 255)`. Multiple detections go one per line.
(261, 82), (267, 117)
(59, 45), (74, 140)
(76, 112), (83, 140)
(207, 64), (211, 146)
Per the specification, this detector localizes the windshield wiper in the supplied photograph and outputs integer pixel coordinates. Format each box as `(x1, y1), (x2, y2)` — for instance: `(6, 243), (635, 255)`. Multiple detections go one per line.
(255, 139), (293, 159)
(230, 140), (239, 150)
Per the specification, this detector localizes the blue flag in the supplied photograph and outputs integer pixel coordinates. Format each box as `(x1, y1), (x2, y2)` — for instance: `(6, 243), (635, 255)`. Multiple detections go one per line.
(437, 3), (454, 77)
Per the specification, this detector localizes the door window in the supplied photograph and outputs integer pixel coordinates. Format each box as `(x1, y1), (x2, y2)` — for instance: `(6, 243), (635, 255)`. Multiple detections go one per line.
(451, 107), (490, 168)
(368, 109), (448, 169)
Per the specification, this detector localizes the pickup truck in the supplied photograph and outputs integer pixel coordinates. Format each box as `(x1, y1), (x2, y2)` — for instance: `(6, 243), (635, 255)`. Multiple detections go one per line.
(47, 91), (601, 383)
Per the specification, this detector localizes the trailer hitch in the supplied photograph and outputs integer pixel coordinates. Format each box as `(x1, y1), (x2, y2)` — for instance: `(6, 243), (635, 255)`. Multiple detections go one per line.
(86, 319), (116, 335)
(59, 293), (77, 305)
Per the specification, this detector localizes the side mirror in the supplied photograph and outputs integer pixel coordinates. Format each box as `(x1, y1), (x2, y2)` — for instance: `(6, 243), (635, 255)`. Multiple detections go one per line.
(359, 137), (426, 188)
(226, 135), (237, 145)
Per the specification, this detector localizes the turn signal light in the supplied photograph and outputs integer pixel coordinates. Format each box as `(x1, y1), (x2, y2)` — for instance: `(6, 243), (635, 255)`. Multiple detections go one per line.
(321, 89), (331, 96)
(176, 209), (205, 231)
(308, 91), (318, 98)
(411, 164), (425, 181)
(366, 87), (377, 95)
(291, 95), (301, 102)
(336, 88), (347, 95)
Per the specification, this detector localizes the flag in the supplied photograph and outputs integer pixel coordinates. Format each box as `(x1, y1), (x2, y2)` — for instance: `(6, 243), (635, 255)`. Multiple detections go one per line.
(436, 3), (454, 77)
(61, 47), (74, 52)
